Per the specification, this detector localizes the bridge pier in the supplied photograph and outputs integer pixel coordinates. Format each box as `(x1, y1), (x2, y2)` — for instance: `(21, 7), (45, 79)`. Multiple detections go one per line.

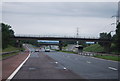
(59, 41), (63, 51)
(15, 40), (21, 48)
(75, 45), (83, 54)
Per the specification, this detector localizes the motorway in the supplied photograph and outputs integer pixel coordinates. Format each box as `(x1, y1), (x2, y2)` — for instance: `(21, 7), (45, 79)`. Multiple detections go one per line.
(44, 51), (119, 79)
(12, 46), (82, 79)
(12, 46), (119, 80)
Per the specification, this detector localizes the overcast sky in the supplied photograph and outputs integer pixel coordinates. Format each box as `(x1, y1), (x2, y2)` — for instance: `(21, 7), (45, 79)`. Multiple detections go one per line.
(2, 2), (117, 37)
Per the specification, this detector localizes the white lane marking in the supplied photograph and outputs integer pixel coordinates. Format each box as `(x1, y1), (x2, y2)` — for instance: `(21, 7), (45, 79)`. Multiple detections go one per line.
(108, 67), (118, 71)
(6, 54), (30, 81)
(55, 62), (58, 64)
(86, 61), (91, 63)
(63, 67), (67, 70)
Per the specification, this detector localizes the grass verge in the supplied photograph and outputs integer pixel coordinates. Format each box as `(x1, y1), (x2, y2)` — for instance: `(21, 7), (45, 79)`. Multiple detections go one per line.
(2, 45), (24, 52)
(83, 44), (104, 52)
(93, 55), (120, 61)
(0, 52), (19, 60)
(1, 45), (25, 60)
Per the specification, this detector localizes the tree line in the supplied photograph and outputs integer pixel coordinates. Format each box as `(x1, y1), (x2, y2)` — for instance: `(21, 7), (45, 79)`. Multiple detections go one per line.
(95, 23), (120, 53)
(1, 23), (15, 49)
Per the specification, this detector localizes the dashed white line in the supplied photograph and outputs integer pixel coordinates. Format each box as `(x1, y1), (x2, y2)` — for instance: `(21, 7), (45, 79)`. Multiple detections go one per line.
(108, 67), (118, 71)
(6, 54), (30, 81)
(63, 67), (67, 70)
(55, 62), (58, 64)
(86, 61), (91, 63)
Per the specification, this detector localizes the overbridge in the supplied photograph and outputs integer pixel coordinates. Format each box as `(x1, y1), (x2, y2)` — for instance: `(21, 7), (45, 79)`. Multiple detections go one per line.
(12, 35), (111, 42)
(11, 35), (111, 50)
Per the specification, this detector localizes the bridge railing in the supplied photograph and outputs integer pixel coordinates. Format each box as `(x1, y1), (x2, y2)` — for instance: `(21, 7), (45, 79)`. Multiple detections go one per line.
(79, 52), (119, 56)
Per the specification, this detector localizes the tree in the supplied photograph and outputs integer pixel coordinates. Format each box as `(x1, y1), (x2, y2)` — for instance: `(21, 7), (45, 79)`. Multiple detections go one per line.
(114, 23), (120, 52)
(99, 32), (112, 52)
(1, 23), (15, 49)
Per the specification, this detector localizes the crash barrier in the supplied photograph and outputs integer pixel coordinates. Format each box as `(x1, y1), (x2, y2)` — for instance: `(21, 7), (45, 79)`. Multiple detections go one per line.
(79, 52), (96, 56)
(1, 50), (19, 55)
(79, 52), (119, 56)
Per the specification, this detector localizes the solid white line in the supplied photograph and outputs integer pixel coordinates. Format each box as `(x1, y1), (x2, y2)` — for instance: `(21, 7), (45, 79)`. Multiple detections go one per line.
(108, 67), (118, 71)
(6, 54), (30, 81)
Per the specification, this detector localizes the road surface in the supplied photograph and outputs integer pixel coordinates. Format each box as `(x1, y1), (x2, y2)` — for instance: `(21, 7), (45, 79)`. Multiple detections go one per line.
(44, 51), (119, 79)
(11, 46), (119, 81)
(12, 47), (82, 80)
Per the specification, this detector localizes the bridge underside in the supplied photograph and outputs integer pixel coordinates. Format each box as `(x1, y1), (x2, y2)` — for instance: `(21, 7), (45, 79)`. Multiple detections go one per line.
(11, 36), (111, 42)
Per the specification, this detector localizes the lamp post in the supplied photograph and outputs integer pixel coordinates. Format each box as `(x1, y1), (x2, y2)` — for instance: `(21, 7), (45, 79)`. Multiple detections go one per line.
(76, 27), (79, 45)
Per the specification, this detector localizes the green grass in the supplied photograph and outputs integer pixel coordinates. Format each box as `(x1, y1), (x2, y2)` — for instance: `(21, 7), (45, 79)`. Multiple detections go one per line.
(3, 45), (19, 52)
(0, 45), (25, 60)
(2, 45), (24, 52)
(93, 55), (120, 61)
(83, 44), (104, 52)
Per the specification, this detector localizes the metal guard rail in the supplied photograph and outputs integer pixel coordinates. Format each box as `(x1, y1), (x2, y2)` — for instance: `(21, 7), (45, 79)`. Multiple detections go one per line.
(1, 50), (19, 55)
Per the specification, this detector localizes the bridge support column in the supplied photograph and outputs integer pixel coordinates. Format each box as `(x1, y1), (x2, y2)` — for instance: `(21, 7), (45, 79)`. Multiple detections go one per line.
(75, 45), (83, 54)
(15, 40), (21, 48)
(59, 41), (63, 51)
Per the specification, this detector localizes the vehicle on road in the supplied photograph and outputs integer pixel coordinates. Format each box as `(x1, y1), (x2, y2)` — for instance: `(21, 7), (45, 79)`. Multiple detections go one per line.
(35, 49), (39, 52)
(45, 49), (50, 52)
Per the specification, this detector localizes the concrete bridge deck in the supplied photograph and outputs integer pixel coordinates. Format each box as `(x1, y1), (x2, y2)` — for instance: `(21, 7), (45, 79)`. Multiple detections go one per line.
(11, 35), (111, 42)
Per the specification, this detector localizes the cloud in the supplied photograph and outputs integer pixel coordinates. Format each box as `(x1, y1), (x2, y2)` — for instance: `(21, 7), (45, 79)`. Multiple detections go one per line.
(2, 2), (117, 37)
(3, 2), (117, 17)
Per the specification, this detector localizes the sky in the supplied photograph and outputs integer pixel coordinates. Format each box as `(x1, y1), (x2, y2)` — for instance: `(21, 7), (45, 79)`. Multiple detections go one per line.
(2, 2), (118, 37)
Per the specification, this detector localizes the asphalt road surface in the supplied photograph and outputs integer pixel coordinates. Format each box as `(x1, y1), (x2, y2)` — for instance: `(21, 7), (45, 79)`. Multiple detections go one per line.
(44, 51), (119, 79)
(11, 46), (119, 80)
(12, 47), (82, 79)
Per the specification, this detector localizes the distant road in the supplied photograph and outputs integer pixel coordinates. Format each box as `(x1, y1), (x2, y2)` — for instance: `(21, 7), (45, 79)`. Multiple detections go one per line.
(45, 51), (119, 79)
